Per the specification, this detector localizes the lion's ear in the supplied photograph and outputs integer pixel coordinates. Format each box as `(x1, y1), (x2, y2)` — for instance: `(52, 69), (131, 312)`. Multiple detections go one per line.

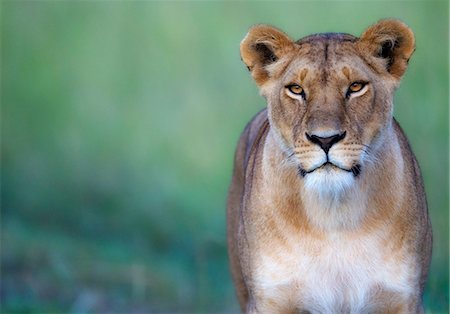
(357, 19), (415, 80)
(240, 25), (295, 86)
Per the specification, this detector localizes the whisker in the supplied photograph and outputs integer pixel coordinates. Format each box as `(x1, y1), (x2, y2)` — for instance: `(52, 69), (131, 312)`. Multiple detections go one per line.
(282, 150), (299, 166)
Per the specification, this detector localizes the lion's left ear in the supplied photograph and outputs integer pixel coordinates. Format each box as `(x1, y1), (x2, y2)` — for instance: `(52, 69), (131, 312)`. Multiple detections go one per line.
(357, 19), (415, 80)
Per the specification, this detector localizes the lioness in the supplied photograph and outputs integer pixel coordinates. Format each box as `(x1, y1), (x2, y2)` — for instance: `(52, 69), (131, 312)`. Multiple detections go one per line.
(227, 19), (432, 313)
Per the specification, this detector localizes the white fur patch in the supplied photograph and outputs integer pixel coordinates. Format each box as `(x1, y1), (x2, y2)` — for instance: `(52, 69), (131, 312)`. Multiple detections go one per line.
(303, 166), (354, 199)
(254, 230), (415, 313)
(301, 166), (367, 231)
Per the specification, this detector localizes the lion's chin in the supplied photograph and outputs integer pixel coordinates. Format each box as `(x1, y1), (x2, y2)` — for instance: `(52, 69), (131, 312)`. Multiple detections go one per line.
(302, 165), (356, 199)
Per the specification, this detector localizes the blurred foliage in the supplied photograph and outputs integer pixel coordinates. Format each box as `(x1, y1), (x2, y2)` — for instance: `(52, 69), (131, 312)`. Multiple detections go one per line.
(1, 1), (448, 313)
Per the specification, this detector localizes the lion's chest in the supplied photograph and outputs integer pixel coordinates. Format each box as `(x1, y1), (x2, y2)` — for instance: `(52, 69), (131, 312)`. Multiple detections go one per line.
(252, 231), (413, 313)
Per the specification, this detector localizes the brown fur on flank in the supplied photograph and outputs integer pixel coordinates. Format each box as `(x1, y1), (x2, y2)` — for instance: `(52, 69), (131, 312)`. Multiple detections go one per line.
(227, 19), (432, 314)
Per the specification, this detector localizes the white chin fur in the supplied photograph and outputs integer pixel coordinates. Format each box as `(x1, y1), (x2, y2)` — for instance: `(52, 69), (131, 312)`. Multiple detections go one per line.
(303, 167), (354, 199)
(301, 168), (367, 230)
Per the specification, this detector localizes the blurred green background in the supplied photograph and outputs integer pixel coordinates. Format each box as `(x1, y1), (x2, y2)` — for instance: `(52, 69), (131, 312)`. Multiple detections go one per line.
(1, 1), (448, 313)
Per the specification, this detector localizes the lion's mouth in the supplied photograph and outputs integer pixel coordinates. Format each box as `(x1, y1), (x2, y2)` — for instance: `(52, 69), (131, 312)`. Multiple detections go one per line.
(298, 162), (361, 178)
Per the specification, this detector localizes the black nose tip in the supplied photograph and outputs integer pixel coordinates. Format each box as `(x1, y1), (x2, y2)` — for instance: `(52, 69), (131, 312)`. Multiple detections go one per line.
(306, 131), (346, 153)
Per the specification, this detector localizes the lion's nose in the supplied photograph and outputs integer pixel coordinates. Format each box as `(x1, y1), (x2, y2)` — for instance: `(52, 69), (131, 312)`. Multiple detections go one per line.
(306, 131), (346, 154)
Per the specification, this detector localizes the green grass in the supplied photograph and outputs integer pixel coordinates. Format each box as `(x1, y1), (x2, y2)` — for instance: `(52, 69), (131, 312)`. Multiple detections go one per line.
(1, 1), (448, 313)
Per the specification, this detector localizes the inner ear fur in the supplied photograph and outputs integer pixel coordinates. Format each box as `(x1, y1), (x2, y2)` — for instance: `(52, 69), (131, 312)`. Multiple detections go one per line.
(357, 19), (415, 80)
(240, 25), (295, 86)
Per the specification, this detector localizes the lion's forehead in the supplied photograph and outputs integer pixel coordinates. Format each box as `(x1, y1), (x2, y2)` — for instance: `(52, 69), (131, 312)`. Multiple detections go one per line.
(285, 39), (367, 84)
(296, 34), (359, 58)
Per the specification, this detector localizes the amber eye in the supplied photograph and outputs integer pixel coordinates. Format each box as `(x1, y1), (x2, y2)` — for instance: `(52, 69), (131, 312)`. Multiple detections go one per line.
(349, 82), (364, 92)
(286, 84), (304, 96)
(347, 82), (366, 96)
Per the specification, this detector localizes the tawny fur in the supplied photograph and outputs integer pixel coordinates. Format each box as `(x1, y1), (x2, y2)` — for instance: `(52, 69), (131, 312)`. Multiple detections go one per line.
(227, 19), (432, 314)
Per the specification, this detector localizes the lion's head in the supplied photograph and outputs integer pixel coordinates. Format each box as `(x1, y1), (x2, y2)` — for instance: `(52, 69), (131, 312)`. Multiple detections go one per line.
(240, 19), (415, 196)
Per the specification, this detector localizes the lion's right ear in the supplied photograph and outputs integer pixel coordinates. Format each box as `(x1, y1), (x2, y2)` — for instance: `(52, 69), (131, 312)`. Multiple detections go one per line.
(240, 25), (295, 86)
